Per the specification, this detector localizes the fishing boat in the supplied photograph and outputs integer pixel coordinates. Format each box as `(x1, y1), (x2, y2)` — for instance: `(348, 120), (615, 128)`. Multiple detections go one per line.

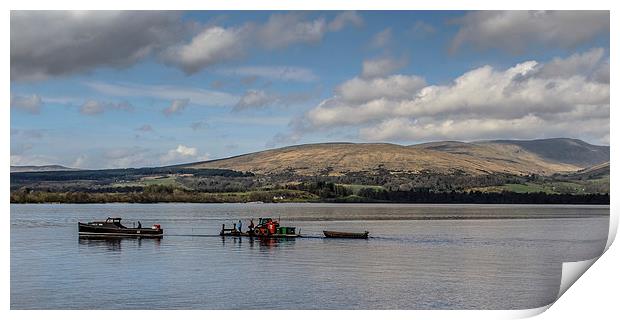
(323, 230), (369, 239)
(78, 217), (163, 237)
(220, 217), (300, 238)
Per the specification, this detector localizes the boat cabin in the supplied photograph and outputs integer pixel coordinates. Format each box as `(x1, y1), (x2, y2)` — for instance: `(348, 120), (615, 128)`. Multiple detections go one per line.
(87, 217), (126, 229)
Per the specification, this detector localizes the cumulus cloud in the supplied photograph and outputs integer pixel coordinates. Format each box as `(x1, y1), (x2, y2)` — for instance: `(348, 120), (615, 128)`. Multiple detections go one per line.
(163, 99), (190, 116)
(361, 57), (408, 79)
(220, 65), (319, 82)
(79, 100), (133, 115)
(257, 13), (327, 49)
(160, 144), (207, 165)
(162, 26), (247, 74)
(12, 11), (362, 80)
(277, 48), (609, 145)
(11, 11), (182, 81)
(11, 94), (43, 114)
(450, 11), (609, 53)
(336, 74), (426, 103)
(164, 12), (363, 74)
(533, 47), (607, 81)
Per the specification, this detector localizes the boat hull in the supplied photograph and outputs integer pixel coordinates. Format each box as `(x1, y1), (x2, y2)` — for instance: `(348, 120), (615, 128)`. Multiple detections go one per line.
(219, 231), (300, 238)
(78, 223), (163, 237)
(323, 230), (369, 239)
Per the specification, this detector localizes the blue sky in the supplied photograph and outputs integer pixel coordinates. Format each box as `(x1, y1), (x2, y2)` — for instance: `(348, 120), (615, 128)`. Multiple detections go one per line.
(10, 11), (610, 169)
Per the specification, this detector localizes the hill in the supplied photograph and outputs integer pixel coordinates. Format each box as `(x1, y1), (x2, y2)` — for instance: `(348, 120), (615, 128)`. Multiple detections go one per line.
(476, 138), (609, 168)
(10, 165), (76, 173)
(182, 138), (607, 176)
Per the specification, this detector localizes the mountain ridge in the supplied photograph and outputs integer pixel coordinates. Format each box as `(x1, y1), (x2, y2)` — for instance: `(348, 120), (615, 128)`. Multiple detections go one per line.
(181, 138), (608, 177)
(10, 165), (76, 173)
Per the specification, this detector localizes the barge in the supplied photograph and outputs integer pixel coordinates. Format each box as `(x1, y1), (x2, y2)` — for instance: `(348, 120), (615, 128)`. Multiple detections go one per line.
(220, 217), (300, 238)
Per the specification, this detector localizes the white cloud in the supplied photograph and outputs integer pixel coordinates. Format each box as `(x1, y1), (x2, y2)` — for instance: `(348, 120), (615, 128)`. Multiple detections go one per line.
(160, 144), (205, 164)
(257, 13), (327, 49)
(87, 82), (239, 107)
(11, 11), (362, 81)
(278, 49), (609, 145)
(370, 28), (392, 49)
(79, 100), (133, 115)
(361, 57), (408, 79)
(534, 47), (606, 80)
(233, 89), (315, 112)
(102, 147), (153, 168)
(162, 26), (247, 74)
(163, 99), (190, 116)
(11, 11), (182, 81)
(328, 11), (363, 31)
(336, 75), (426, 103)
(234, 90), (277, 111)
(220, 66), (318, 82)
(164, 12), (363, 74)
(10, 154), (59, 166)
(11, 94), (43, 114)
(450, 11), (609, 53)
(358, 116), (608, 143)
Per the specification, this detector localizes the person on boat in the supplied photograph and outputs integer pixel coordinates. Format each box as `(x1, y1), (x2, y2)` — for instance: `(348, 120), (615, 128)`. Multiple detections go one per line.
(137, 221), (141, 229)
(233, 222), (237, 232)
(238, 220), (242, 232)
(249, 219), (254, 232)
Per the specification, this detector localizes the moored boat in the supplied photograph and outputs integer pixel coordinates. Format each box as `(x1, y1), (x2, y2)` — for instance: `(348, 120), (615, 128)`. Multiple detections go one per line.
(323, 230), (369, 239)
(78, 217), (163, 237)
(220, 217), (300, 238)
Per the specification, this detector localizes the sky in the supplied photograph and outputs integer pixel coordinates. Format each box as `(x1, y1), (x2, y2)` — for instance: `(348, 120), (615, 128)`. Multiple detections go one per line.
(10, 11), (610, 169)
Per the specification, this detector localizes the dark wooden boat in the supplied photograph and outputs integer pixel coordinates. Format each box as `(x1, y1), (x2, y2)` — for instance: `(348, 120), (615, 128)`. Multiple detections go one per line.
(323, 230), (369, 239)
(78, 217), (163, 237)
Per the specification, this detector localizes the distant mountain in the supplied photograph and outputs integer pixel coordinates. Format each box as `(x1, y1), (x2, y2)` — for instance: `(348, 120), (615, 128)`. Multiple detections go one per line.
(10, 165), (76, 173)
(476, 138), (609, 168)
(182, 138), (608, 176)
(558, 161), (610, 180)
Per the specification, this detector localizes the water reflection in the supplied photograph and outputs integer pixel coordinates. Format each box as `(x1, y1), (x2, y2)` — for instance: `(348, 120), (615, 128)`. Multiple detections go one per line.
(219, 236), (297, 250)
(78, 236), (161, 251)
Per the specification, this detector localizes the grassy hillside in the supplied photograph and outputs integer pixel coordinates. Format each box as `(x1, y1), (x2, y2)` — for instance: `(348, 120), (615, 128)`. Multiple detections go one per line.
(183, 139), (593, 176)
(476, 138), (609, 167)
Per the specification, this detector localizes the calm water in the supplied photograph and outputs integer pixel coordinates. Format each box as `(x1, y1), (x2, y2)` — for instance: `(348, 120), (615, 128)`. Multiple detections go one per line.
(10, 203), (609, 310)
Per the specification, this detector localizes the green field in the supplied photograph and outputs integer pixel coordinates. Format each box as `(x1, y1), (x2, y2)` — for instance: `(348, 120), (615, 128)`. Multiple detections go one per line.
(470, 180), (604, 195)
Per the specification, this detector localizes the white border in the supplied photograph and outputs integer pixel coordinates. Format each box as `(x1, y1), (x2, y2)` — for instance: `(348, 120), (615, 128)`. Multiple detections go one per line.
(4, 1), (617, 320)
